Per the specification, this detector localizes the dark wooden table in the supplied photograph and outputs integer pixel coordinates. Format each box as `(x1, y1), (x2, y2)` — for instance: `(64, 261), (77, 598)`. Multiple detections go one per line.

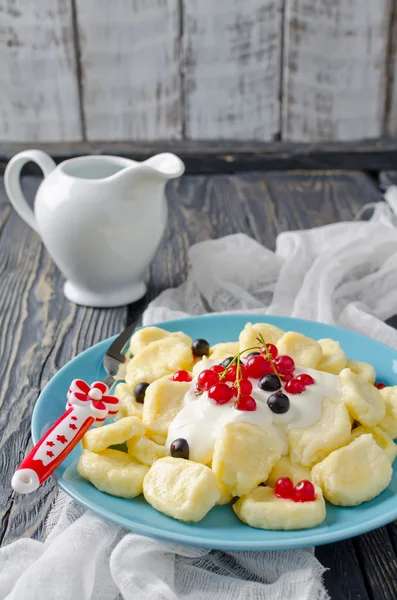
(1, 164), (397, 599)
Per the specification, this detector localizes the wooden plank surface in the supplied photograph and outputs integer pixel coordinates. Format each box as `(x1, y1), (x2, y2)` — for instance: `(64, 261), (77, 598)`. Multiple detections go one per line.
(0, 0), (395, 144)
(0, 0), (82, 142)
(75, 0), (182, 141)
(0, 177), (127, 544)
(1, 168), (395, 599)
(385, 0), (397, 136)
(316, 541), (369, 600)
(282, 0), (391, 141)
(354, 528), (397, 600)
(182, 0), (282, 140)
(2, 139), (397, 174)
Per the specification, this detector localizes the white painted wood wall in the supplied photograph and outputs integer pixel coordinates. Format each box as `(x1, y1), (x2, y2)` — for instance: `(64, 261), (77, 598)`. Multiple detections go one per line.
(0, 0), (396, 142)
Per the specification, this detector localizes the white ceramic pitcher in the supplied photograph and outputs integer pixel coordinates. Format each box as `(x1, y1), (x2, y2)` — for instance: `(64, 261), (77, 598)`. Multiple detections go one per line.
(5, 150), (185, 307)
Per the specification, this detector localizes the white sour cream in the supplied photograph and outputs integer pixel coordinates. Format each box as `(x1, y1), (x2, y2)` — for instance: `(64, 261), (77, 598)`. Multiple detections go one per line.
(166, 359), (340, 464)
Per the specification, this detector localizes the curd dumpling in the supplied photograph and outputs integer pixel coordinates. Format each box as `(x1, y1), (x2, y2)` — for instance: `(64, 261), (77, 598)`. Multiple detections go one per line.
(350, 425), (397, 463)
(312, 434), (392, 506)
(216, 484), (234, 506)
(210, 342), (239, 360)
(127, 435), (169, 466)
(339, 368), (385, 427)
(317, 339), (347, 375)
(114, 382), (143, 419)
(266, 456), (312, 486)
(212, 422), (282, 497)
(142, 375), (191, 440)
(289, 398), (351, 467)
(239, 322), (285, 355)
(78, 449), (148, 498)
(346, 359), (376, 384)
(143, 457), (220, 522)
(277, 332), (322, 369)
(378, 386), (397, 439)
(233, 485), (326, 530)
(82, 416), (145, 453)
(125, 337), (193, 389)
(128, 326), (192, 356)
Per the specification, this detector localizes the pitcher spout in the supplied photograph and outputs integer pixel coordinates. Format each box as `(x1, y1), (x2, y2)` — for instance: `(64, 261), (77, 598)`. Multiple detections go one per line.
(141, 153), (185, 180)
(113, 153), (185, 189)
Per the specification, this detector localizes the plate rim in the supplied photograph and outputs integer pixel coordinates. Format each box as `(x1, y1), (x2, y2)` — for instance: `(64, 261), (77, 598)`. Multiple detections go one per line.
(32, 313), (397, 550)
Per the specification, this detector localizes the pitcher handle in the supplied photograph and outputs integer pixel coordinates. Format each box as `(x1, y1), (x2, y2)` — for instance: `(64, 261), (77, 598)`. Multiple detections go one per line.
(4, 150), (56, 233)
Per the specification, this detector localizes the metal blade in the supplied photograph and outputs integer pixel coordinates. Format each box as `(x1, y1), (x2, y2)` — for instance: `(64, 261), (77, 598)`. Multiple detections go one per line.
(103, 319), (139, 380)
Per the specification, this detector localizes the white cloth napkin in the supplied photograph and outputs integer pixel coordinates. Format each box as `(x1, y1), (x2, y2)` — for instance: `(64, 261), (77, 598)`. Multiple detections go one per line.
(2, 187), (397, 600)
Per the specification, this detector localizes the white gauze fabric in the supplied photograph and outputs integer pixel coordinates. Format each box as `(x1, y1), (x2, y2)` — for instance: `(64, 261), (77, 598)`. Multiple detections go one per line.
(2, 186), (397, 600)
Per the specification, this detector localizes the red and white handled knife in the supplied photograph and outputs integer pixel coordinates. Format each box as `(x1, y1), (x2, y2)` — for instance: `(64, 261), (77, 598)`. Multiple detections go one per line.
(11, 320), (138, 494)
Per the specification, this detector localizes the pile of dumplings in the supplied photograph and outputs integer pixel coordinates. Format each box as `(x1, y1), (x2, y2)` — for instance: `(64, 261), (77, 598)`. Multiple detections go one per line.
(77, 323), (397, 530)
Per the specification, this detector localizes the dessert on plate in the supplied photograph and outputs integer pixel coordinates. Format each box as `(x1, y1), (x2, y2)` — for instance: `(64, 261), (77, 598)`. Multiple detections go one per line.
(77, 322), (397, 530)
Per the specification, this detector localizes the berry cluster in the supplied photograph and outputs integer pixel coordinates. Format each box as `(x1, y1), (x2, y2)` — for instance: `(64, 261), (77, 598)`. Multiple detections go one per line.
(285, 373), (315, 395)
(170, 335), (316, 413)
(196, 363), (256, 411)
(274, 477), (316, 502)
(254, 343), (315, 395)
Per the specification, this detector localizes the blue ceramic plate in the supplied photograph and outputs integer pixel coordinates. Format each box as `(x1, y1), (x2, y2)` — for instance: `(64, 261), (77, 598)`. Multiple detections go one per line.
(32, 314), (397, 550)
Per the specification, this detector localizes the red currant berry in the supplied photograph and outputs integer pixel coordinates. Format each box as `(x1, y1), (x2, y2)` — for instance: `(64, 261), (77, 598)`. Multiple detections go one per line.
(296, 373), (315, 386)
(274, 477), (294, 499)
(224, 364), (248, 382)
(236, 395), (257, 411)
(293, 480), (316, 502)
(285, 379), (306, 394)
(208, 383), (233, 405)
(375, 382), (386, 390)
(260, 343), (278, 360)
(197, 369), (219, 391)
(246, 355), (273, 379)
(210, 365), (225, 375)
(172, 370), (192, 382)
(280, 371), (294, 382)
(274, 355), (295, 373)
(239, 378), (253, 395)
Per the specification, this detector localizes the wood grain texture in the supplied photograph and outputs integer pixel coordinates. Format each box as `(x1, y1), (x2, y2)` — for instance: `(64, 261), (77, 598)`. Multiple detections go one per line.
(0, 176), (127, 544)
(75, 0), (182, 141)
(237, 170), (381, 256)
(182, 0), (282, 140)
(316, 540), (370, 600)
(0, 0), (82, 142)
(282, 0), (391, 141)
(3, 139), (397, 174)
(146, 174), (255, 303)
(385, 0), (397, 136)
(354, 528), (397, 600)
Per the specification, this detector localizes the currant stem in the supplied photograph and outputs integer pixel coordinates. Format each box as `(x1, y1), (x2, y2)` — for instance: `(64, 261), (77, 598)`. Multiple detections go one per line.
(256, 334), (281, 378)
(235, 353), (241, 397)
(218, 345), (261, 380)
(217, 341), (280, 405)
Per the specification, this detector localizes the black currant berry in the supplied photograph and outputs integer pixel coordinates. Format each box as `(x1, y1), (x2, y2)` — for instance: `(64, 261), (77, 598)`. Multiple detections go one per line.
(170, 438), (189, 459)
(133, 382), (150, 403)
(267, 391), (290, 414)
(258, 374), (281, 392)
(192, 338), (210, 357)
